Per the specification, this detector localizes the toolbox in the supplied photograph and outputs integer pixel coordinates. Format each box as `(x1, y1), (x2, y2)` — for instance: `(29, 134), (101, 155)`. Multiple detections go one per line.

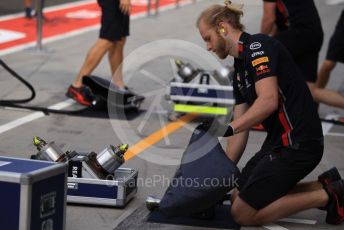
(67, 168), (138, 207)
(0, 156), (67, 230)
(31, 138), (139, 208)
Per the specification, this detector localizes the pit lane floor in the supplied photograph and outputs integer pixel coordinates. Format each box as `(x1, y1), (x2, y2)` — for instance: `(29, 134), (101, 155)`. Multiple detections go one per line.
(1, 0), (344, 229)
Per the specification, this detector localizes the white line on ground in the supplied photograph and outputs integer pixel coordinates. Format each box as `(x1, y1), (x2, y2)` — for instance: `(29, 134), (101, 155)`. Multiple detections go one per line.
(111, 207), (139, 229)
(322, 114), (338, 135)
(279, 218), (317, 225)
(0, 99), (75, 135)
(326, 0), (344, 5)
(326, 132), (344, 137)
(0, 24), (99, 57)
(262, 217), (317, 230)
(263, 224), (289, 230)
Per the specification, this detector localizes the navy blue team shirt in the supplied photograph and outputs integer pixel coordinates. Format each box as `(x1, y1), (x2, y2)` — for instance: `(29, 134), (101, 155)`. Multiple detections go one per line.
(233, 32), (323, 149)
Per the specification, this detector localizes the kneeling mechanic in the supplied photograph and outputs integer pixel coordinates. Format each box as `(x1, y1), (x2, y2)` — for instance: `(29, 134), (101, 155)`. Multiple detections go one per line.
(197, 1), (344, 226)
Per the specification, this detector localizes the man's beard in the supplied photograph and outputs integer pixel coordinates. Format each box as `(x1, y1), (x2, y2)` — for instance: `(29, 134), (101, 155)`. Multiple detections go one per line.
(216, 36), (228, 59)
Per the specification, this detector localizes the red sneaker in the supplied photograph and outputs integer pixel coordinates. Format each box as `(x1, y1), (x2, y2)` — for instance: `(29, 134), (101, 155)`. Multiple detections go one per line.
(66, 85), (94, 106)
(252, 124), (265, 131)
(319, 167), (342, 187)
(325, 180), (344, 225)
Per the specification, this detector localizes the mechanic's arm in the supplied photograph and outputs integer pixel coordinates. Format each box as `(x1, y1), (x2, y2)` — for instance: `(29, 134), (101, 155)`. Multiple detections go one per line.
(261, 1), (276, 35)
(226, 103), (249, 164)
(229, 77), (279, 134)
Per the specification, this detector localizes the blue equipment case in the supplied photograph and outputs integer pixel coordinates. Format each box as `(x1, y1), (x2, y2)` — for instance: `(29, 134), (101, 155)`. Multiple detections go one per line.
(0, 156), (67, 230)
(167, 62), (235, 116)
(169, 81), (234, 116)
(67, 168), (138, 207)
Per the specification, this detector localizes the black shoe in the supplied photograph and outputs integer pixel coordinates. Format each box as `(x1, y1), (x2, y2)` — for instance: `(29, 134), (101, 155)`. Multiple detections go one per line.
(318, 167), (342, 210)
(319, 167), (342, 187)
(66, 85), (95, 106)
(324, 180), (344, 225)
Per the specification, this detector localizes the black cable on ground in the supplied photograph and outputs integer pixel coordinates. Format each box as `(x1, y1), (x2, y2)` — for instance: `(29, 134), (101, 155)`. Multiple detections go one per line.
(0, 59), (36, 104)
(0, 59), (90, 115)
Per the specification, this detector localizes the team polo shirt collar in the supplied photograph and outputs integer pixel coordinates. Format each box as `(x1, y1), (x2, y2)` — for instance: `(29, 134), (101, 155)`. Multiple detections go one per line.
(238, 32), (251, 60)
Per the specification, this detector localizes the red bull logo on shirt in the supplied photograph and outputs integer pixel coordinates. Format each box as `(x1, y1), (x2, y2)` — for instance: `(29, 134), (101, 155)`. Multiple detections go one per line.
(256, 65), (268, 71)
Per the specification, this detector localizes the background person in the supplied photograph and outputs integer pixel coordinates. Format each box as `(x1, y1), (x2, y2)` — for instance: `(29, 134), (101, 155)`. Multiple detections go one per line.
(261, 0), (344, 109)
(66, 0), (135, 106)
(317, 10), (344, 89)
(197, 1), (344, 226)
(24, 0), (32, 18)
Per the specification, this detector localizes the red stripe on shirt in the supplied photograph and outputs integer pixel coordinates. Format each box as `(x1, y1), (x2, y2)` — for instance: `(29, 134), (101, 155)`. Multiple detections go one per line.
(278, 96), (291, 146)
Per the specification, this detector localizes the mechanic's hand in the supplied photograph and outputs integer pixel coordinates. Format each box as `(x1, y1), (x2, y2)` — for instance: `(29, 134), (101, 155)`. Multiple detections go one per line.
(120, 0), (131, 15)
(196, 120), (234, 137)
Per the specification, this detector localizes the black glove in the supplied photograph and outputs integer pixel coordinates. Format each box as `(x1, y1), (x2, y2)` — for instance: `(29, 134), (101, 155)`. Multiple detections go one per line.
(196, 120), (234, 137)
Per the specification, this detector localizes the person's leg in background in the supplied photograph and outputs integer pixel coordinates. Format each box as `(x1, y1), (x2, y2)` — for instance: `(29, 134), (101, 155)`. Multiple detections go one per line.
(308, 81), (344, 109)
(295, 51), (344, 109)
(304, 53), (344, 109)
(317, 60), (337, 88)
(317, 10), (344, 89)
(274, 28), (344, 109)
(24, 0), (32, 18)
(66, 38), (113, 106)
(72, 39), (114, 88)
(108, 38), (126, 89)
(66, 0), (120, 105)
(66, 0), (142, 105)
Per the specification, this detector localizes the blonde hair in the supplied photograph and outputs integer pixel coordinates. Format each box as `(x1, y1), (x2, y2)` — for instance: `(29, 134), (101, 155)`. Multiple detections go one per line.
(197, 0), (244, 31)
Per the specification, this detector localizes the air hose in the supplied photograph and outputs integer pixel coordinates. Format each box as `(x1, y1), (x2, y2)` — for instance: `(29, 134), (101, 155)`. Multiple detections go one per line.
(0, 59), (90, 115)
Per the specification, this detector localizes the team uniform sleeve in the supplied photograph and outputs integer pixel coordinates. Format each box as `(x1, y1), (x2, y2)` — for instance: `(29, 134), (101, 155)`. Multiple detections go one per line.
(232, 71), (246, 105)
(246, 38), (278, 82)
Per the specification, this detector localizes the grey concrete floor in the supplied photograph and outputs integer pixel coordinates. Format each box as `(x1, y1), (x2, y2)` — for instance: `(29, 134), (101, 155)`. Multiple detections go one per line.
(1, 0), (344, 230)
